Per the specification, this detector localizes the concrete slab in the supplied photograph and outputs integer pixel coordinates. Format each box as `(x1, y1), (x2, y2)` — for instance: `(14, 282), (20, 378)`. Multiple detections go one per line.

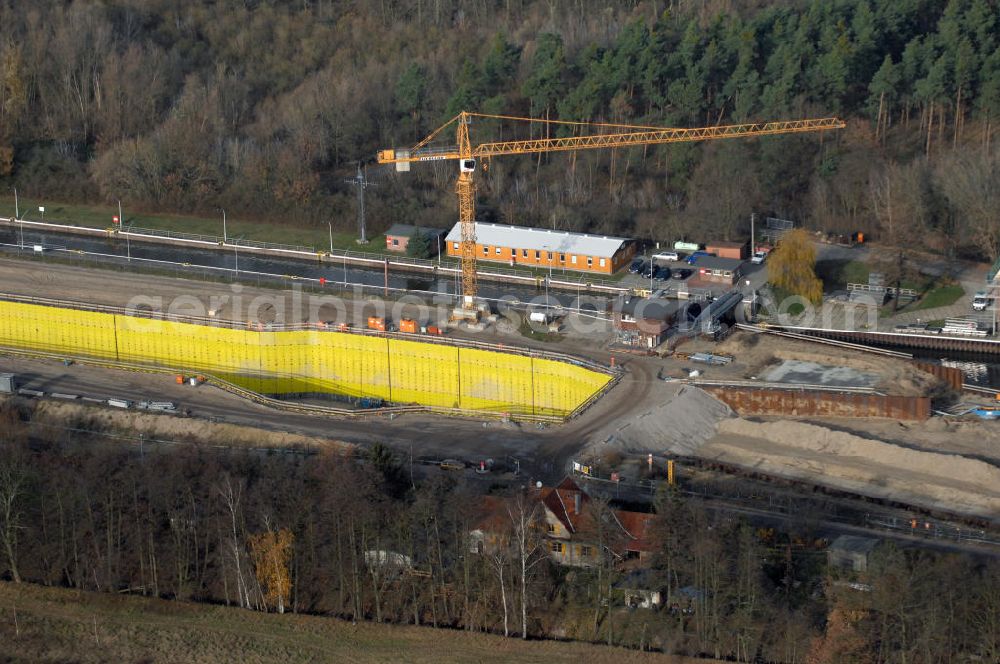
(762, 359), (879, 388)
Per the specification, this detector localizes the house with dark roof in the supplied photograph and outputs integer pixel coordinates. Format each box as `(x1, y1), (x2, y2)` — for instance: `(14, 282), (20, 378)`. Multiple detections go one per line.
(384, 224), (447, 254)
(612, 296), (701, 349)
(691, 255), (746, 285)
(470, 478), (656, 568)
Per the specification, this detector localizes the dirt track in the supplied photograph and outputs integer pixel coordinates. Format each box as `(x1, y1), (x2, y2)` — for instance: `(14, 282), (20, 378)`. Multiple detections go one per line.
(705, 418), (1000, 520)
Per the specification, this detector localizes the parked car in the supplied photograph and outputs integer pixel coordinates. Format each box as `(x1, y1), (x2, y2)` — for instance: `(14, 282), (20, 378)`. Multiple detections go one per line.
(654, 266), (672, 280)
(628, 257), (645, 274)
(973, 291), (991, 311)
(685, 251), (715, 265)
(751, 250), (768, 264)
(641, 263), (656, 278)
(672, 268), (693, 280)
(652, 251), (680, 262)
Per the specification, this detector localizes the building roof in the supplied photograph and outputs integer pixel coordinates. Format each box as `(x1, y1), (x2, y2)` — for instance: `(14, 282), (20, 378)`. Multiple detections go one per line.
(830, 535), (880, 554)
(386, 224), (446, 238)
(617, 297), (683, 322)
(472, 477), (656, 558)
(696, 256), (745, 271)
(705, 240), (748, 249)
(614, 510), (656, 553)
(446, 222), (630, 258)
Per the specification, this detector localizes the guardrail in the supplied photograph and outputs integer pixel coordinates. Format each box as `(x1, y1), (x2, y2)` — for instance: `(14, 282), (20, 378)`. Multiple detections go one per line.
(736, 323), (914, 358)
(689, 377), (881, 395)
(847, 282), (918, 297)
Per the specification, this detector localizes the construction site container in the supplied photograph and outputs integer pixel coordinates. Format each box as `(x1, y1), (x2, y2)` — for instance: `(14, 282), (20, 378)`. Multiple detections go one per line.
(426, 325), (443, 335)
(399, 318), (418, 333)
(107, 398), (132, 408)
(175, 374), (185, 384)
(367, 316), (386, 331)
(0, 373), (15, 393)
(674, 241), (701, 252)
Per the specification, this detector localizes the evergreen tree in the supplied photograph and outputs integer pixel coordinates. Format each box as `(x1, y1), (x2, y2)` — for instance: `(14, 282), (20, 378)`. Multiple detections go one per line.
(444, 59), (484, 117)
(868, 54), (901, 120)
(522, 33), (567, 117)
(405, 227), (432, 259)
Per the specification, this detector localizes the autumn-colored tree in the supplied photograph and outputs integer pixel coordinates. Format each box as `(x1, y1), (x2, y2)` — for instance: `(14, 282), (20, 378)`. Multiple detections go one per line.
(806, 605), (873, 664)
(248, 527), (294, 614)
(768, 228), (823, 305)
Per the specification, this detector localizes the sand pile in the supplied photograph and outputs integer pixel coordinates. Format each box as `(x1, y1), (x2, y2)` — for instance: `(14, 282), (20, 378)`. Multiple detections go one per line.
(586, 385), (733, 456)
(703, 419), (1000, 519)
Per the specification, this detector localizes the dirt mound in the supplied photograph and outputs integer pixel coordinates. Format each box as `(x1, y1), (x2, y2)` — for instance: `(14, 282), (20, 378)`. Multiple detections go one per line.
(704, 419), (1000, 519)
(585, 384), (733, 457)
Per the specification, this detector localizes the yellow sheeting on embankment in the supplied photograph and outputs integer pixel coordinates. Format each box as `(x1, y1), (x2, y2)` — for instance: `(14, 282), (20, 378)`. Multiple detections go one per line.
(0, 300), (609, 417)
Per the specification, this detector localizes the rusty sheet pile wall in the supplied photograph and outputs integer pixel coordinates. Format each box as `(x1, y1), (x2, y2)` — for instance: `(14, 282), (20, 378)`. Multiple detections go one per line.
(702, 386), (930, 421)
(0, 300), (611, 417)
(912, 361), (964, 391)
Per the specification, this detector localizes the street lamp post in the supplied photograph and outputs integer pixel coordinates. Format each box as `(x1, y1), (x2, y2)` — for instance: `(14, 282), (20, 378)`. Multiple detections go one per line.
(328, 220), (334, 255)
(118, 200), (130, 262)
(13, 188), (21, 249)
(221, 208), (227, 243)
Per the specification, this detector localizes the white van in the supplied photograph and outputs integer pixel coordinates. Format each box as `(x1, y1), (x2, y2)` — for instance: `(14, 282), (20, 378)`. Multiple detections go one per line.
(652, 251), (680, 263)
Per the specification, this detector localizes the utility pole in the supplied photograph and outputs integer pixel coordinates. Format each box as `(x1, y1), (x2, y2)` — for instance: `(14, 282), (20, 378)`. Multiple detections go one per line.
(12, 187), (18, 219)
(344, 163), (374, 244)
(750, 213), (755, 255)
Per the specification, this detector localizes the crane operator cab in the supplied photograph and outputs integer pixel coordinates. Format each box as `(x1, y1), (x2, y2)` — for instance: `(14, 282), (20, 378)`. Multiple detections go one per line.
(460, 158), (476, 173)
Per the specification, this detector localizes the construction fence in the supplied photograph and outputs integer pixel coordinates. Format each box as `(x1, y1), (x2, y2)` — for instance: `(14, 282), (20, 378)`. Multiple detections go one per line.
(700, 385), (931, 421)
(0, 300), (611, 418)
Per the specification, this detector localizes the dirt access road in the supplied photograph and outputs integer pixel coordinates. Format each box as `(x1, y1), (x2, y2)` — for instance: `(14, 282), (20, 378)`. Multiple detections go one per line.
(0, 257), (666, 479)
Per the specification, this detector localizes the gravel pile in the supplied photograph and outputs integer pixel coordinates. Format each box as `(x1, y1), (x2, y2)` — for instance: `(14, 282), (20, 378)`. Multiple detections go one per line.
(586, 384), (733, 456)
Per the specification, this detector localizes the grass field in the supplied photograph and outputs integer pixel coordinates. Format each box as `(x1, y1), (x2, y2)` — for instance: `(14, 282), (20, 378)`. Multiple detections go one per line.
(0, 195), (371, 252)
(0, 582), (703, 663)
(815, 258), (965, 314)
(905, 283), (965, 311)
(0, 195), (630, 283)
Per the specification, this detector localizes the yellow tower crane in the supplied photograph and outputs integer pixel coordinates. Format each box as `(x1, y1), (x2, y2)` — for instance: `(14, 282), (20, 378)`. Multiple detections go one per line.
(378, 111), (845, 314)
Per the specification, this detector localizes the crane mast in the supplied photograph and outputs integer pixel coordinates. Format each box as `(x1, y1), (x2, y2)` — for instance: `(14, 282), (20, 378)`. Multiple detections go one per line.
(378, 111), (845, 313)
